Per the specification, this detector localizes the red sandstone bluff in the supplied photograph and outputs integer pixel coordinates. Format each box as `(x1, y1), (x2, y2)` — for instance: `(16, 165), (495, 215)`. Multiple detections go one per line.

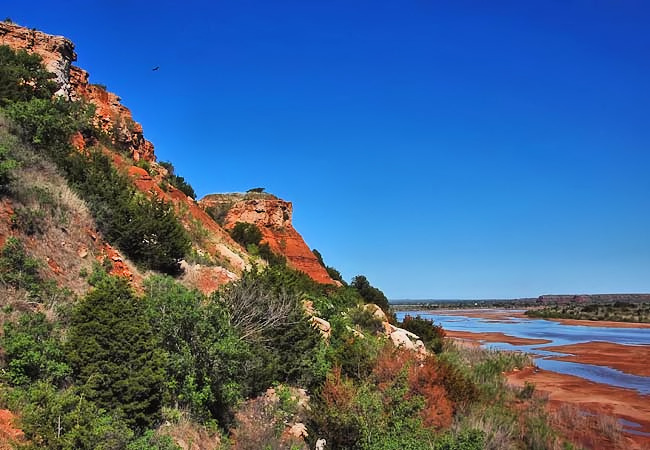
(0, 21), (155, 162)
(200, 193), (335, 285)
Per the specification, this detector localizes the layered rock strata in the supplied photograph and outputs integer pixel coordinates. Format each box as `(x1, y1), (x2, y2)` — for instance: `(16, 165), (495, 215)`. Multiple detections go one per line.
(201, 194), (335, 285)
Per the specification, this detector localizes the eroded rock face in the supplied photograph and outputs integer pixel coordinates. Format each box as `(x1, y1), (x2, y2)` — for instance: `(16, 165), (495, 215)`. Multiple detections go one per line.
(0, 21), (75, 98)
(201, 194), (335, 285)
(1, 21), (155, 162)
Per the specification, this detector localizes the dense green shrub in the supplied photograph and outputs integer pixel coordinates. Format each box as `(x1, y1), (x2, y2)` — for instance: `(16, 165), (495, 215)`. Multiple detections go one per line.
(126, 430), (180, 450)
(0, 142), (19, 191)
(143, 275), (226, 421)
(119, 193), (191, 273)
(257, 242), (286, 266)
(326, 266), (345, 284)
(0, 45), (57, 105)
(312, 248), (346, 284)
(159, 160), (196, 199)
(0, 236), (42, 294)
(230, 222), (263, 248)
(230, 222), (286, 266)
(312, 248), (325, 266)
(66, 275), (165, 430)
(143, 275), (280, 426)
(310, 365), (436, 450)
(351, 275), (390, 313)
(65, 149), (190, 274)
(400, 315), (446, 354)
(434, 428), (485, 450)
(0, 312), (71, 387)
(215, 268), (324, 388)
(16, 381), (134, 450)
(5, 97), (94, 166)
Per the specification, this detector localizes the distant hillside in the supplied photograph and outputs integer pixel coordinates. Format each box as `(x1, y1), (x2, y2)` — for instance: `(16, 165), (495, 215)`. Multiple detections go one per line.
(537, 293), (650, 304)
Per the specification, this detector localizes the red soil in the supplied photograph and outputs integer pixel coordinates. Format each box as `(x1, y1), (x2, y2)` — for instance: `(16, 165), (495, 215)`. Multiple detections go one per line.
(0, 409), (23, 448)
(550, 318), (650, 328)
(445, 330), (551, 346)
(540, 341), (650, 377)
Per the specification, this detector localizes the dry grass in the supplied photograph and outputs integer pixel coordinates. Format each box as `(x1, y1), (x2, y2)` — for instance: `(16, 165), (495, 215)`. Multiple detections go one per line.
(158, 410), (224, 450)
(550, 403), (623, 448)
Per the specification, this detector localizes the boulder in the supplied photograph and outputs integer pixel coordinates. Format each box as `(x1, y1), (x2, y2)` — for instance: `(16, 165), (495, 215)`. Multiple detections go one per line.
(390, 329), (416, 350)
(310, 316), (331, 339)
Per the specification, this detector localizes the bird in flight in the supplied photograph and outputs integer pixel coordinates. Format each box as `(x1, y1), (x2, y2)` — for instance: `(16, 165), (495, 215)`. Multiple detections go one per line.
(152, 66), (160, 71)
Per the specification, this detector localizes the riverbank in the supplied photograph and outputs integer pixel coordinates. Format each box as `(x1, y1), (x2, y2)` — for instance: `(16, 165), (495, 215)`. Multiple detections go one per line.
(507, 367), (650, 449)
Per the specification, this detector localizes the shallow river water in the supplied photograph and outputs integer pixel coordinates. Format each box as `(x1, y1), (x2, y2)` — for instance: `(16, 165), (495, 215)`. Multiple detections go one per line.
(394, 310), (650, 395)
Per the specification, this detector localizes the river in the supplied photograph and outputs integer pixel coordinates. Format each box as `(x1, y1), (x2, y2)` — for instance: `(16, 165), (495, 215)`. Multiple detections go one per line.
(394, 309), (650, 394)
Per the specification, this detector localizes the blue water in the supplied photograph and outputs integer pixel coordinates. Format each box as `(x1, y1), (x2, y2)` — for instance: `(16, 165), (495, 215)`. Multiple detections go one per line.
(395, 310), (650, 395)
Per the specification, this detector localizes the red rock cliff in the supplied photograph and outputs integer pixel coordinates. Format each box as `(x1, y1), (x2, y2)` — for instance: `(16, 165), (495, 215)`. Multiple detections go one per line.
(201, 194), (335, 285)
(0, 21), (155, 162)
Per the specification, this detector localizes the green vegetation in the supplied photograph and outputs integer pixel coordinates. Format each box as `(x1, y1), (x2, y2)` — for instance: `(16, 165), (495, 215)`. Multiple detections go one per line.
(527, 301), (650, 323)
(0, 45), (190, 275)
(1, 312), (70, 387)
(0, 45), (57, 105)
(0, 142), (19, 190)
(351, 275), (390, 314)
(159, 160), (196, 199)
(64, 148), (190, 274)
(229, 221), (286, 266)
(400, 315), (446, 354)
(230, 221), (263, 247)
(66, 274), (165, 430)
(312, 248), (346, 284)
(0, 237), (42, 295)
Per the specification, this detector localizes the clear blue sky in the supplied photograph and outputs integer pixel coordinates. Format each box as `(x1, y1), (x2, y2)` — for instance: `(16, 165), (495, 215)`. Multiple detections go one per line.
(6, 1), (650, 299)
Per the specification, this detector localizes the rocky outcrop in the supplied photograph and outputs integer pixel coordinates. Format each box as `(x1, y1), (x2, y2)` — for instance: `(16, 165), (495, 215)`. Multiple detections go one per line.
(310, 316), (332, 339)
(0, 21), (75, 98)
(200, 193), (335, 285)
(1, 21), (155, 162)
(362, 303), (428, 357)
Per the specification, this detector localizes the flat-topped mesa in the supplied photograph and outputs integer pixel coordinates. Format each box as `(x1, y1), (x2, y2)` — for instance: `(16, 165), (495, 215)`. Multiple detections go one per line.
(200, 194), (335, 285)
(0, 21), (155, 162)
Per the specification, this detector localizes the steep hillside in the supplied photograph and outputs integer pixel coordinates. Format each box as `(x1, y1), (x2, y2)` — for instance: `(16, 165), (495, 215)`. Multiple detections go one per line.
(0, 21), (334, 290)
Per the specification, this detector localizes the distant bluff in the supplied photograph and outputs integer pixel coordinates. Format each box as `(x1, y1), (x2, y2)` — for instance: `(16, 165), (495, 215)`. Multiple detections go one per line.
(201, 193), (335, 285)
(1, 21), (334, 287)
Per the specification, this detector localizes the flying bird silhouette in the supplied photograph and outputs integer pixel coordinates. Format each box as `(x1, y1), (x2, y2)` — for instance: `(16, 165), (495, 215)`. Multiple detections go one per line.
(152, 66), (160, 71)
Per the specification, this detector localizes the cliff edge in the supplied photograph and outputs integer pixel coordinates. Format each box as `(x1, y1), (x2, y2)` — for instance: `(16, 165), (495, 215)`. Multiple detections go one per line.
(200, 194), (335, 285)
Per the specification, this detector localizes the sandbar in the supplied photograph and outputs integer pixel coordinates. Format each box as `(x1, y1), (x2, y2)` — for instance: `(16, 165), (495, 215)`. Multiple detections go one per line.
(540, 341), (650, 377)
(445, 330), (551, 346)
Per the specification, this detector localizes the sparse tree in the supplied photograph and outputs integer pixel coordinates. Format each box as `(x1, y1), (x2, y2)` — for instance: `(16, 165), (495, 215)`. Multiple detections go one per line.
(215, 271), (299, 342)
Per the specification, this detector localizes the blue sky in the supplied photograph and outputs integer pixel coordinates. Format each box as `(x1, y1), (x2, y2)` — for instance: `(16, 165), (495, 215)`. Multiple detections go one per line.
(6, 1), (650, 299)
